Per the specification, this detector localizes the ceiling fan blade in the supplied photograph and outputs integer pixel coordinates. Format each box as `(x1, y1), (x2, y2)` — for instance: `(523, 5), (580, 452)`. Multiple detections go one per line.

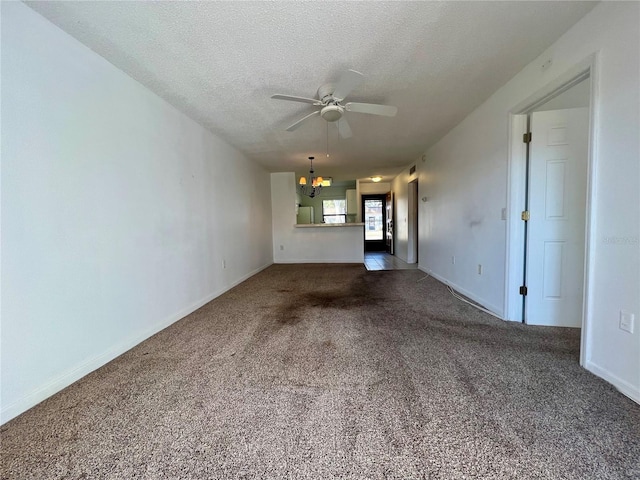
(337, 117), (352, 139)
(286, 110), (320, 131)
(345, 102), (398, 117)
(271, 94), (320, 105)
(332, 69), (364, 101)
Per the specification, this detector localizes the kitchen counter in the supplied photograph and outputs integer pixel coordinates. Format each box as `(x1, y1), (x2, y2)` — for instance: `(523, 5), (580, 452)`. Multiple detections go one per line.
(294, 223), (365, 228)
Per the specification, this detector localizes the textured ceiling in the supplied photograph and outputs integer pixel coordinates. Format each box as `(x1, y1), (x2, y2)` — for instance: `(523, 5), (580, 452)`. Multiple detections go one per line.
(25, 1), (596, 181)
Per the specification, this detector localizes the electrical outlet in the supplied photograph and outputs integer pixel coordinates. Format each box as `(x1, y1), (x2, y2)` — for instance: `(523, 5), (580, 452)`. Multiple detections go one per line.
(477, 264), (483, 275)
(620, 310), (635, 333)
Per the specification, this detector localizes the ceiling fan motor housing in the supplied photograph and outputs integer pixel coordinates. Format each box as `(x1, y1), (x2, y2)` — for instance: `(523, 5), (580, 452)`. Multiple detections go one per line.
(317, 83), (336, 103)
(317, 83), (345, 121)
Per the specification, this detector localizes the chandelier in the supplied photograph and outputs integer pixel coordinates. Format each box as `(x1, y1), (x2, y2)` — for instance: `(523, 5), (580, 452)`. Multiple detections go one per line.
(299, 156), (323, 198)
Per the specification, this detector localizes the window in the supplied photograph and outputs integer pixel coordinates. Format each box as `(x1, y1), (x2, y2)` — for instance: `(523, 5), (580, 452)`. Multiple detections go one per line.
(322, 199), (346, 224)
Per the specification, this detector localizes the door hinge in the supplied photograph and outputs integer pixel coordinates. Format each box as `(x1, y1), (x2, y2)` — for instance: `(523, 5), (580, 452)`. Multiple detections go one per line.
(521, 210), (530, 221)
(519, 286), (528, 296)
(523, 132), (532, 143)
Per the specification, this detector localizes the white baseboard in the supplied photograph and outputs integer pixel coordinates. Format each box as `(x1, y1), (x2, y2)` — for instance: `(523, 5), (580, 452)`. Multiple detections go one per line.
(274, 259), (364, 264)
(418, 269), (639, 406)
(226, 262), (273, 290)
(585, 361), (640, 405)
(1, 261), (273, 425)
(418, 266), (505, 319)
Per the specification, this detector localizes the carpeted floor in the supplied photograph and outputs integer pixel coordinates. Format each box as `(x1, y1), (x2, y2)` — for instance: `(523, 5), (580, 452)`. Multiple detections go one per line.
(1, 264), (639, 479)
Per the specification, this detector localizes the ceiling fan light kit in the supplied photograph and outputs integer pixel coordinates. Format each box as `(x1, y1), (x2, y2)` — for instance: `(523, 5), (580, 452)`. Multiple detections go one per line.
(320, 104), (343, 122)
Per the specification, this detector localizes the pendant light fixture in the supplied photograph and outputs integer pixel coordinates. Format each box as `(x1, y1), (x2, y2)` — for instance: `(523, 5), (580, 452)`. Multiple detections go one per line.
(299, 156), (323, 198)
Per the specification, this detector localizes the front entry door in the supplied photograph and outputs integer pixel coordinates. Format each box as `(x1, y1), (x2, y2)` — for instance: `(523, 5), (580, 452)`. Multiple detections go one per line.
(363, 194), (386, 252)
(526, 107), (589, 327)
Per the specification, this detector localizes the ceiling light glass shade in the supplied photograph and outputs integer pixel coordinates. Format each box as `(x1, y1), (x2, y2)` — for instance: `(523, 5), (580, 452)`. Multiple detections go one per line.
(299, 177), (307, 185)
(371, 176), (382, 182)
(320, 105), (343, 122)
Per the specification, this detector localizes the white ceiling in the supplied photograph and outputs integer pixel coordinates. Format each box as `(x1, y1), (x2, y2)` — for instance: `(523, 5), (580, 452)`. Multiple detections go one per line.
(25, 1), (597, 182)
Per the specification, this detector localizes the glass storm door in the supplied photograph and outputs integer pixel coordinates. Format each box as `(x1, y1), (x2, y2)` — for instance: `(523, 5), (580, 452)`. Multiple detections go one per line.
(362, 195), (386, 252)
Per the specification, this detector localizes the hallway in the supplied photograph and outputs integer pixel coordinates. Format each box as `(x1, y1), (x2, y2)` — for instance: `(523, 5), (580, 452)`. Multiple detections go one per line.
(364, 252), (419, 271)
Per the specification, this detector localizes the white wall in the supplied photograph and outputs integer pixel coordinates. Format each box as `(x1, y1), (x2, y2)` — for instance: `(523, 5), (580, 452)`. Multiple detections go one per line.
(418, 2), (639, 401)
(358, 182), (391, 195)
(272, 173), (364, 263)
(1, 3), (273, 424)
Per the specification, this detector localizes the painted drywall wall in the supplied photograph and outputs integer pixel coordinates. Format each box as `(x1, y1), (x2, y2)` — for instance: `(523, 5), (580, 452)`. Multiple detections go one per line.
(418, 2), (639, 401)
(359, 182), (391, 195)
(272, 173), (364, 263)
(1, 2), (273, 424)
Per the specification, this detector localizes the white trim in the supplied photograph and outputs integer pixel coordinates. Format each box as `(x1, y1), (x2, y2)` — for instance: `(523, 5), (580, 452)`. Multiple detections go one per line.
(419, 266), (505, 318)
(510, 54), (597, 114)
(274, 259), (364, 264)
(0, 261), (273, 425)
(505, 54), (598, 365)
(580, 54), (600, 369)
(586, 361), (640, 405)
(504, 114), (528, 322)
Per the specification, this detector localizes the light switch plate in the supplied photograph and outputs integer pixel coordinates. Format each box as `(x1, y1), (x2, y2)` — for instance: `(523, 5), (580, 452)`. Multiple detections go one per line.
(619, 310), (635, 333)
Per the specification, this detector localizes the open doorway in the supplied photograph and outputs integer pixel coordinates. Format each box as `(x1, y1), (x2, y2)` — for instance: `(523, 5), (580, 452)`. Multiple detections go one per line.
(362, 194), (386, 252)
(407, 180), (418, 264)
(385, 191), (394, 255)
(506, 62), (595, 366)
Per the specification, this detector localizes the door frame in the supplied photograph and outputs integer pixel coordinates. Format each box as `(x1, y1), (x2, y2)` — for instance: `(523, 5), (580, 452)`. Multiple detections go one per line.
(407, 180), (418, 264)
(504, 53), (598, 368)
(385, 191), (394, 255)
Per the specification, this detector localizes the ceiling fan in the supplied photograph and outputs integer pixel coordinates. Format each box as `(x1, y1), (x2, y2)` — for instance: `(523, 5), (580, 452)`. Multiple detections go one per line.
(271, 69), (398, 138)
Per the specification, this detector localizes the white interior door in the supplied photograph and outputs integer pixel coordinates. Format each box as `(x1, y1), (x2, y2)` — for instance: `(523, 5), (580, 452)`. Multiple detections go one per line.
(526, 107), (589, 327)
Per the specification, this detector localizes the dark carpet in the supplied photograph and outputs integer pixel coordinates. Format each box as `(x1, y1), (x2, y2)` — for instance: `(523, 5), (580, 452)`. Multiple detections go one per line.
(2, 264), (639, 479)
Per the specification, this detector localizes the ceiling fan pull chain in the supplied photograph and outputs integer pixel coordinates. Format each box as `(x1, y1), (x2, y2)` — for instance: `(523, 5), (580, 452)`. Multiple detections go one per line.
(326, 123), (330, 157)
